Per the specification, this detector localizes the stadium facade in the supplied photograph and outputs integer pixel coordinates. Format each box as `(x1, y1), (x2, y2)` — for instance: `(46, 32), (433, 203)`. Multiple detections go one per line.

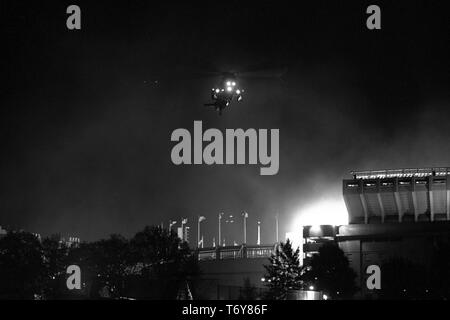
(343, 167), (450, 224)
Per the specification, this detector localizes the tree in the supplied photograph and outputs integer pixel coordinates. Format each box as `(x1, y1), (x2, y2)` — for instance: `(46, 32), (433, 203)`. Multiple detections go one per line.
(263, 240), (304, 300)
(0, 232), (46, 299)
(128, 226), (200, 299)
(301, 242), (357, 299)
(0, 225), (200, 300)
(90, 234), (131, 298)
(66, 234), (132, 299)
(41, 235), (70, 299)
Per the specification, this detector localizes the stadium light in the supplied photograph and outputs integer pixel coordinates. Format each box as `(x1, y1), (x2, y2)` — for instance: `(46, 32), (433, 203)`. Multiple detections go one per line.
(292, 198), (348, 229)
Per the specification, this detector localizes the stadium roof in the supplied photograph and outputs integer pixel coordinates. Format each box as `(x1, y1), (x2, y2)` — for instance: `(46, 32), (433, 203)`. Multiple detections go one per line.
(350, 167), (450, 180)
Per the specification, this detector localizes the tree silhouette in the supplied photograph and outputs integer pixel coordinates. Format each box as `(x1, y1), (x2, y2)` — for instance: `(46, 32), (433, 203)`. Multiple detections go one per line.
(41, 235), (70, 299)
(263, 239), (304, 300)
(128, 226), (200, 299)
(0, 226), (199, 299)
(69, 234), (131, 298)
(0, 232), (46, 299)
(302, 243), (357, 299)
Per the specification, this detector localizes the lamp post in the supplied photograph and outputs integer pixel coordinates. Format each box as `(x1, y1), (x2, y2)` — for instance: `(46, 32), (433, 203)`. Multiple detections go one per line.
(242, 211), (248, 244)
(218, 213), (224, 248)
(257, 221), (261, 245)
(198, 216), (206, 248)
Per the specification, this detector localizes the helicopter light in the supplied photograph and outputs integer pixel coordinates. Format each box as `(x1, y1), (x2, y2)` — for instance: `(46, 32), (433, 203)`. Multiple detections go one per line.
(227, 86), (233, 92)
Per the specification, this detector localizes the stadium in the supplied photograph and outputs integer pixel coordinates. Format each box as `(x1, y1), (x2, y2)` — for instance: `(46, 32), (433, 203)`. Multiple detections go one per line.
(198, 167), (450, 299)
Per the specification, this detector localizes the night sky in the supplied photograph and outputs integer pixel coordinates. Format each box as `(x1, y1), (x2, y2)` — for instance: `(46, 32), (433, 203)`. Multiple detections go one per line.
(2, 1), (449, 243)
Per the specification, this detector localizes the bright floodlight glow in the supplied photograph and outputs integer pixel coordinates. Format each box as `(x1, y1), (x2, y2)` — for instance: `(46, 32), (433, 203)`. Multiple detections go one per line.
(323, 294), (328, 300)
(226, 81), (231, 86)
(232, 81), (236, 86)
(227, 86), (233, 92)
(292, 198), (348, 229)
(236, 90), (241, 94)
(309, 285), (314, 290)
(215, 89), (220, 93)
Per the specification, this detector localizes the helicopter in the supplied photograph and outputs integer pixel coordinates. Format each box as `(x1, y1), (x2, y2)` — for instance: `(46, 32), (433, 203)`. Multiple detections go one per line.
(204, 74), (244, 115)
(143, 62), (287, 115)
(202, 66), (287, 115)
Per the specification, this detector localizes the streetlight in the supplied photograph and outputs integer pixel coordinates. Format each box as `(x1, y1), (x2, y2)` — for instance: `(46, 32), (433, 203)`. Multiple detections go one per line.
(257, 221), (261, 245)
(218, 213), (224, 248)
(242, 212), (248, 244)
(198, 216), (206, 248)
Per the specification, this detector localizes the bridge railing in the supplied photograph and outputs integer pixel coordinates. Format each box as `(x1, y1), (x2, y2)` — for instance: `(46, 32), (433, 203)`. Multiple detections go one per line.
(196, 244), (276, 261)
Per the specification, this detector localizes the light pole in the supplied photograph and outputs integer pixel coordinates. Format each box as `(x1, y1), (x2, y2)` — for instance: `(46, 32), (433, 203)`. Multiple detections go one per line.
(218, 212), (224, 248)
(242, 211), (248, 244)
(257, 221), (261, 245)
(198, 216), (206, 248)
